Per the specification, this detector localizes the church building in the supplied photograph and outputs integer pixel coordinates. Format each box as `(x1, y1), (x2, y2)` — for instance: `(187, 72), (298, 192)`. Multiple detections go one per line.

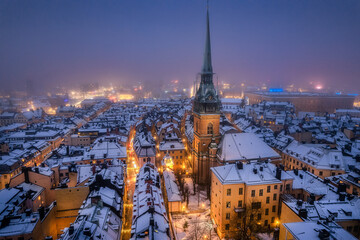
(192, 6), (222, 185)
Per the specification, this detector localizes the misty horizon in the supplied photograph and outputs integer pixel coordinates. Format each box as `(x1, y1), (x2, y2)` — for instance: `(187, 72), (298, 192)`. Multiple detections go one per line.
(1, 0), (360, 94)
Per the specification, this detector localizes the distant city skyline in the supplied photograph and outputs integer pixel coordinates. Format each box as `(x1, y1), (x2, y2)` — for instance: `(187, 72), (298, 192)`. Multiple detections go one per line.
(1, 0), (360, 93)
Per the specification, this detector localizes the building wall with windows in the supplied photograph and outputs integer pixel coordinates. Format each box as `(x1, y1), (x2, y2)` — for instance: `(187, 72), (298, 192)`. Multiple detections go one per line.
(210, 162), (293, 239)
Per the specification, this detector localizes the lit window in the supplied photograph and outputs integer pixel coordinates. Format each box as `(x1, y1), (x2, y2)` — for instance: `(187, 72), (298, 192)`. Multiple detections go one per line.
(251, 190), (255, 197)
(227, 189), (231, 196)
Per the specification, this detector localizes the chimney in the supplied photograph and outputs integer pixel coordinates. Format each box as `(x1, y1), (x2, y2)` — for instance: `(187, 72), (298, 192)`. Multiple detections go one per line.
(339, 192), (346, 201)
(338, 182), (346, 193)
(68, 225), (74, 235)
(276, 167), (282, 180)
(83, 227), (91, 236)
(299, 208), (308, 219)
(318, 229), (330, 240)
(23, 167), (30, 183)
(309, 193), (315, 205)
(38, 206), (45, 220)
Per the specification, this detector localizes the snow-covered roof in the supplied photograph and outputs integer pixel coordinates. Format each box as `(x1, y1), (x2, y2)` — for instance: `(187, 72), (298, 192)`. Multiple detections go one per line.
(159, 141), (184, 151)
(283, 221), (356, 240)
(217, 132), (280, 162)
(211, 161), (293, 185)
(283, 140), (349, 171)
(163, 170), (181, 202)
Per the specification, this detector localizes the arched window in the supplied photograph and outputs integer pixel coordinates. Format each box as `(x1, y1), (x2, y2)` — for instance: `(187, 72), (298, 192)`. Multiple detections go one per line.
(207, 123), (213, 135)
(195, 122), (199, 133)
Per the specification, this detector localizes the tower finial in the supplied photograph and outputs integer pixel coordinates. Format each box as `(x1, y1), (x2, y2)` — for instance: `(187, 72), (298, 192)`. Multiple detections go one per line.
(202, 0), (213, 74)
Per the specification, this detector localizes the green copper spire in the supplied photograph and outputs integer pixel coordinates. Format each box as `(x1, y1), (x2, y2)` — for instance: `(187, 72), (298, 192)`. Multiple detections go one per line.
(202, 4), (213, 74)
(193, 2), (221, 114)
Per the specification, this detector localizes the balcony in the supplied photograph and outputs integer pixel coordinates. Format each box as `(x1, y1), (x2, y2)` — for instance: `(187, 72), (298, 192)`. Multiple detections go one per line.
(234, 207), (245, 213)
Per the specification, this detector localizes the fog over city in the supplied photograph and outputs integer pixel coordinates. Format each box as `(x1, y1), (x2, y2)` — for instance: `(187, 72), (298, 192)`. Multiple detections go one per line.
(2, 1), (360, 240)
(1, 0), (360, 94)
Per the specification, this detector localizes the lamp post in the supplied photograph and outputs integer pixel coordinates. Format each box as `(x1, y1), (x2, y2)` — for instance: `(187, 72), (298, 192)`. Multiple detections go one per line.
(274, 220), (280, 240)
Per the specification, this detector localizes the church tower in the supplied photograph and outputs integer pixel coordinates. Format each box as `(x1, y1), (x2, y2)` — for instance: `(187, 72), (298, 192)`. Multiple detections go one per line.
(192, 5), (221, 185)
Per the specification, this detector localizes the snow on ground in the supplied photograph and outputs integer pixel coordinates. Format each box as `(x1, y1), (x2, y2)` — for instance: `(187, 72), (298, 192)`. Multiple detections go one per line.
(171, 178), (220, 240)
(257, 232), (274, 240)
(172, 210), (219, 240)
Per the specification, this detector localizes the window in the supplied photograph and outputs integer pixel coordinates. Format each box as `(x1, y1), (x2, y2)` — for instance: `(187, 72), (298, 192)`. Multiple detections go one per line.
(266, 197), (270, 204)
(239, 188), (243, 195)
(259, 189), (263, 196)
(227, 189), (231, 196)
(225, 224), (230, 230)
(251, 190), (256, 197)
(264, 220), (268, 226)
(250, 214), (254, 221)
(257, 213), (261, 220)
(286, 184), (290, 191)
(226, 202), (231, 208)
(271, 217), (275, 223)
(272, 205), (276, 212)
(274, 185), (278, 190)
(273, 193), (277, 201)
(280, 185), (283, 192)
(319, 171), (323, 176)
(195, 122), (199, 132)
(265, 208), (269, 215)
(252, 202), (261, 209)
(207, 123), (213, 135)
(267, 186), (271, 193)
(238, 200), (243, 208)
(226, 213), (230, 220)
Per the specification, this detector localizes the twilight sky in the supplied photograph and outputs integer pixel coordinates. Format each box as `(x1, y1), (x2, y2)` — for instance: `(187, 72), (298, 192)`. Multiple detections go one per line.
(0, 0), (360, 93)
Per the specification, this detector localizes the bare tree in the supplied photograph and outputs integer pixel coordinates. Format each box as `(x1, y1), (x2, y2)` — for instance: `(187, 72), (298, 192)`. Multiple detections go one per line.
(226, 200), (266, 240)
(187, 217), (207, 240)
(184, 183), (190, 207)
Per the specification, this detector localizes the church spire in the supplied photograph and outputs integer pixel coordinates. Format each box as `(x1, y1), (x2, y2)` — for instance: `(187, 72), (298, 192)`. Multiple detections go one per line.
(202, 3), (213, 74)
(193, 1), (221, 114)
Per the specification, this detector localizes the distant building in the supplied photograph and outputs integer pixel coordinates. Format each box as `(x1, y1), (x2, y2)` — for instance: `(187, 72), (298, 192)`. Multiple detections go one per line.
(282, 140), (348, 178)
(335, 109), (360, 118)
(133, 131), (156, 168)
(158, 138), (185, 172)
(162, 170), (182, 213)
(280, 195), (360, 239)
(246, 91), (355, 114)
